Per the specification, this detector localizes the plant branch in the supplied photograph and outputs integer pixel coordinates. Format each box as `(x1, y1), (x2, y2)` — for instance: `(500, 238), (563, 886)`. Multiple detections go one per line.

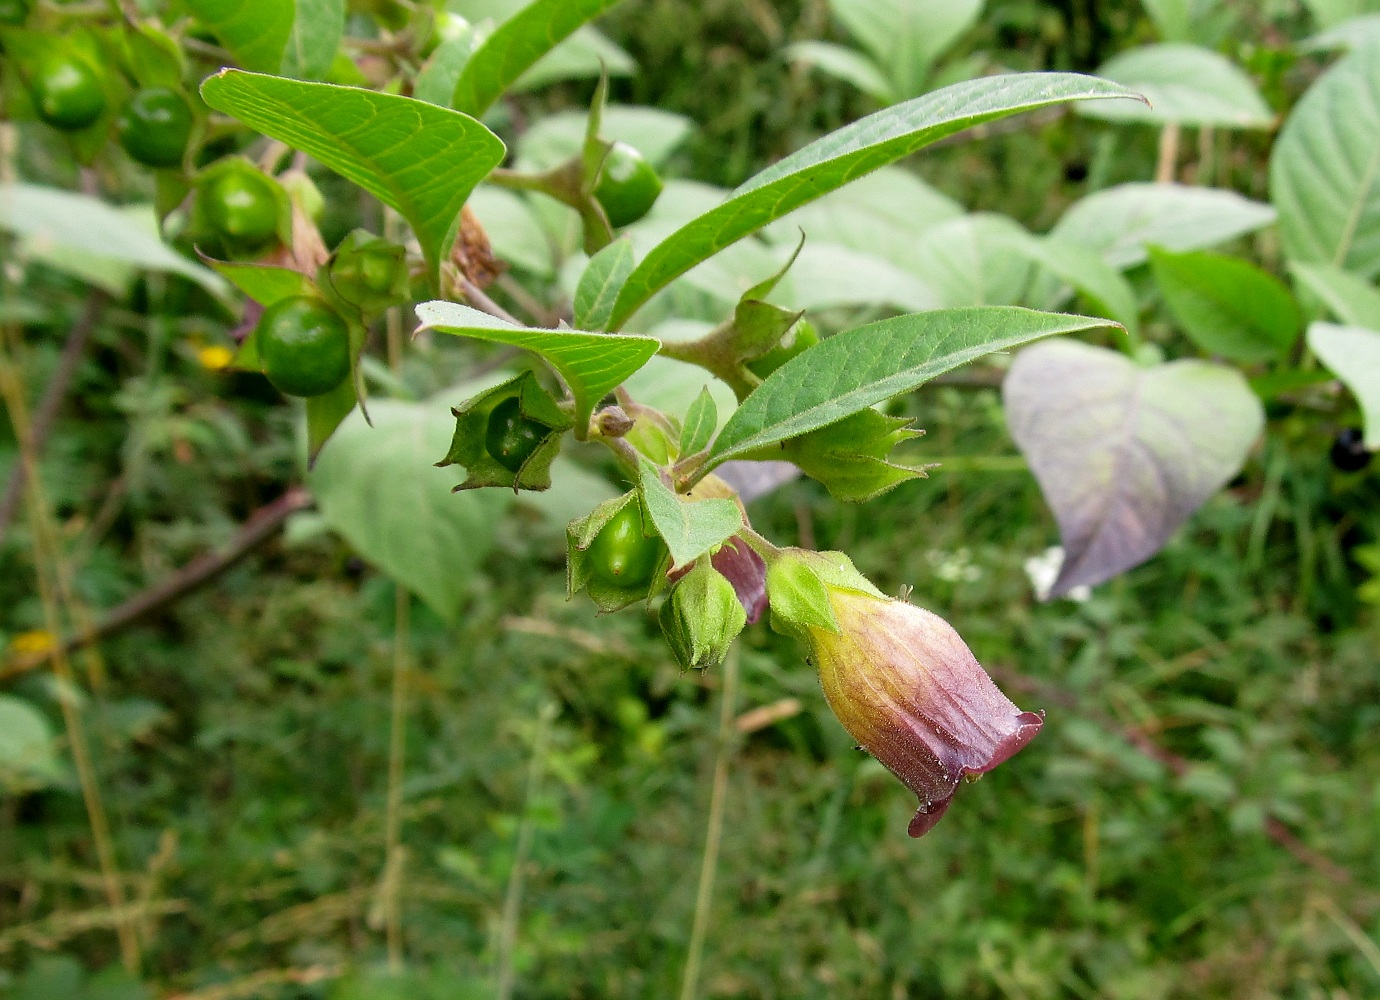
(2, 487), (313, 680)
(0, 292), (108, 548)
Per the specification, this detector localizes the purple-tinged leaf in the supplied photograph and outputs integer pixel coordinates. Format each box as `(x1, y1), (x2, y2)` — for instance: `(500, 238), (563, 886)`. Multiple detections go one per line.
(1003, 339), (1263, 597)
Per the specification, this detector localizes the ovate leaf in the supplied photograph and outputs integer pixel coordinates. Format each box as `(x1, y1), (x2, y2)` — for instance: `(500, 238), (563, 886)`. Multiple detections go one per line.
(575, 238), (635, 330)
(415, 300), (659, 429)
(1004, 339), (1264, 597)
(1050, 183), (1277, 269)
(201, 71), (506, 282)
(784, 41), (896, 103)
(638, 459), (742, 568)
(282, 0), (345, 80)
(1308, 322), (1380, 447)
(1148, 246), (1301, 361)
(1078, 43), (1272, 128)
(185, 0), (294, 72)
(0, 184), (228, 298)
(707, 307), (1118, 466)
(203, 257), (315, 306)
(679, 387), (718, 456)
(828, 0), (984, 98)
(1291, 262), (1380, 328)
(606, 73), (1144, 329)
(1270, 45), (1380, 279)
(308, 399), (508, 619)
(0, 695), (67, 793)
(452, 0), (628, 118)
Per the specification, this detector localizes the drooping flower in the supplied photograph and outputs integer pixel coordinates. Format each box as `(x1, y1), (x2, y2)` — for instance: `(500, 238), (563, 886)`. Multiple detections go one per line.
(766, 548), (1043, 837)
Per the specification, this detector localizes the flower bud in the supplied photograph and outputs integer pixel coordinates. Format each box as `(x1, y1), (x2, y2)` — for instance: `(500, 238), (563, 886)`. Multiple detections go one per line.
(659, 560), (746, 670)
(328, 229), (410, 314)
(766, 548), (1043, 837)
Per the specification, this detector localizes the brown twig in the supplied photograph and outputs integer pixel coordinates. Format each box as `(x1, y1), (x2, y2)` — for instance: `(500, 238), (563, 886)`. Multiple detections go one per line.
(993, 667), (1355, 885)
(2, 487), (313, 679)
(0, 292), (108, 548)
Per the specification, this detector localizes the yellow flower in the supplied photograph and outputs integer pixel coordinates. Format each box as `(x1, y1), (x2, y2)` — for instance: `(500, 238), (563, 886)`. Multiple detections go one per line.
(197, 344), (235, 371)
(7, 630), (56, 657)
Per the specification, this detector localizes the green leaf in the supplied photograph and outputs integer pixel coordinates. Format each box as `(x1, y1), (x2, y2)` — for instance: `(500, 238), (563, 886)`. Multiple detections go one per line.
(1010, 233), (1141, 335)
(202, 257), (316, 307)
(784, 41), (896, 103)
(638, 459), (742, 568)
(415, 300), (659, 429)
(1270, 45), (1380, 280)
(305, 375), (359, 464)
(452, 0), (628, 118)
(707, 307), (1117, 466)
(769, 243), (939, 314)
(307, 398), (509, 619)
(200, 70), (506, 283)
(513, 26), (635, 92)
(575, 238), (635, 330)
(1050, 182), (1277, 269)
(184, 0), (295, 73)
(1148, 246), (1301, 362)
(282, 0), (345, 80)
(828, 0), (983, 98)
(1291, 262), (1380, 328)
(1004, 339), (1264, 597)
(906, 213), (1034, 307)
(0, 694), (67, 793)
(414, 28), (481, 107)
(1308, 322), (1380, 448)
(1304, 13), (1380, 52)
(679, 387), (718, 456)
(606, 72), (1143, 329)
(515, 105), (693, 171)
(1302, 0), (1380, 30)
(0, 184), (228, 299)
(1078, 43), (1272, 128)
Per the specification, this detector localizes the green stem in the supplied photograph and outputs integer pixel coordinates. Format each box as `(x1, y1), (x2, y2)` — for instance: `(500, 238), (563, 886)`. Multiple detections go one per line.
(678, 647), (740, 1000)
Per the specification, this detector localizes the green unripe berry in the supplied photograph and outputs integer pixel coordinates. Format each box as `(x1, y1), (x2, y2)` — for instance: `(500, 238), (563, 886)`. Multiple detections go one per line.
(0, 0), (30, 26)
(589, 503), (662, 588)
(203, 170), (280, 248)
(256, 296), (351, 398)
(594, 142), (663, 228)
(484, 396), (547, 473)
(28, 53), (106, 131)
(117, 87), (193, 169)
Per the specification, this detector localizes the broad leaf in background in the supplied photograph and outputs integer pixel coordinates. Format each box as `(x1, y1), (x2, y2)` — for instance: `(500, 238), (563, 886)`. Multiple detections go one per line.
(707, 307), (1118, 466)
(282, 0), (346, 80)
(185, 0), (294, 73)
(1008, 232), (1141, 335)
(467, 187), (555, 278)
(638, 460), (742, 568)
(415, 301), (659, 429)
(1149, 246), (1301, 361)
(1140, 0), (1228, 42)
(575, 238), (635, 330)
(0, 695), (67, 794)
(1304, 13), (1380, 51)
(308, 400), (508, 619)
(907, 214), (1034, 308)
(1302, 0), (1380, 29)
(203, 258), (316, 307)
(452, 0), (627, 118)
(827, 0), (984, 99)
(606, 73), (1144, 329)
(769, 243), (940, 314)
(1271, 46), (1380, 279)
(515, 105), (693, 171)
(1078, 44), (1271, 127)
(783, 41), (898, 103)
(1308, 323), (1380, 447)
(1050, 182), (1277, 269)
(201, 71), (506, 282)
(0, 184), (228, 299)
(513, 26), (636, 92)
(1005, 339), (1264, 597)
(1292, 263), (1380, 328)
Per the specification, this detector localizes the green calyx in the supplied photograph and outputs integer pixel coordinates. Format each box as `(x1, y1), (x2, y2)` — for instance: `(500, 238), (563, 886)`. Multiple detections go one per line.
(256, 296), (352, 398)
(327, 230), (410, 314)
(28, 52), (107, 131)
(594, 141), (663, 228)
(567, 492), (669, 613)
(758, 408), (925, 503)
(117, 87), (193, 169)
(764, 548), (885, 641)
(437, 371), (572, 492)
(659, 560), (747, 670)
(747, 319), (819, 379)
